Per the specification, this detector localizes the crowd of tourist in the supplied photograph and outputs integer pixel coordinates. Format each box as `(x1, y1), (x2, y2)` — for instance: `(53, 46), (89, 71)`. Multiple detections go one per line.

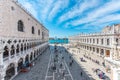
(83, 55), (100, 65)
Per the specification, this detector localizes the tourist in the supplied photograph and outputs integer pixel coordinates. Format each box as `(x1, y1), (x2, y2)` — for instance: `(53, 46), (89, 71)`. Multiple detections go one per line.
(102, 62), (105, 67)
(60, 63), (62, 68)
(72, 60), (74, 63)
(69, 62), (72, 66)
(80, 72), (83, 76)
(62, 71), (65, 77)
(62, 56), (64, 59)
(53, 65), (56, 70)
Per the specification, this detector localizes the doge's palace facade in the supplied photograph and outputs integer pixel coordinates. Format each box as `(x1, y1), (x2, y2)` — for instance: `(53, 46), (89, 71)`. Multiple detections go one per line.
(69, 24), (120, 80)
(0, 0), (49, 80)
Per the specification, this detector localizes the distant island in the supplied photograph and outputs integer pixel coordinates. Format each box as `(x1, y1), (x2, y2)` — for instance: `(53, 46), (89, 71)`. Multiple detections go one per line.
(49, 37), (69, 44)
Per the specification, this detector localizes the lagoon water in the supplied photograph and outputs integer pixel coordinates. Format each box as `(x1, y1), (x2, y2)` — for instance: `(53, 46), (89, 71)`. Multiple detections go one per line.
(49, 39), (69, 44)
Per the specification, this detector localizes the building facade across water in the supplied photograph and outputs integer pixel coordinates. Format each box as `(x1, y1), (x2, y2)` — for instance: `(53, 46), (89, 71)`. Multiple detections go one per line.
(0, 0), (49, 80)
(69, 24), (120, 80)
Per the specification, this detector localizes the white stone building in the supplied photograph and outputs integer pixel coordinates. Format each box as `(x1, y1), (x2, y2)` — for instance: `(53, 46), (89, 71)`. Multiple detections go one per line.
(0, 0), (49, 80)
(69, 24), (120, 80)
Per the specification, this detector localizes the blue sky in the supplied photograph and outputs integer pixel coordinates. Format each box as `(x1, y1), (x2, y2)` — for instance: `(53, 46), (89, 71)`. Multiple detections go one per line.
(18, 0), (120, 38)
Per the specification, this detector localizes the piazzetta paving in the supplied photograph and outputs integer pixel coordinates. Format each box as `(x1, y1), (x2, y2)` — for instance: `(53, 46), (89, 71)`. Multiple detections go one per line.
(13, 44), (111, 80)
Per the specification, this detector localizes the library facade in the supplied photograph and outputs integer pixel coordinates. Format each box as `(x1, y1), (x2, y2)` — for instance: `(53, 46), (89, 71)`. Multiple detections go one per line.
(69, 24), (120, 80)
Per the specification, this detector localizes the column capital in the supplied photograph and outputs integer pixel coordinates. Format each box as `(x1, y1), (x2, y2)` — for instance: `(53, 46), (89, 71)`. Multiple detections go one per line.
(0, 50), (3, 65)
(0, 65), (5, 72)
(0, 50), (4, 54)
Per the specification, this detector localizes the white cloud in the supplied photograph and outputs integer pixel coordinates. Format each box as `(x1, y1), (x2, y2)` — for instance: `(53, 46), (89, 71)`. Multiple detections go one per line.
(18, 0), (56, 22)
(18, 0), (120, 33)
(40, 0), (55, 21)
(58, 0), (99, 24)
(47, 0), (69, 21)
(73, 14), (120, 32)
(88, 14), (120, 26)
(71, 0), (120, 26)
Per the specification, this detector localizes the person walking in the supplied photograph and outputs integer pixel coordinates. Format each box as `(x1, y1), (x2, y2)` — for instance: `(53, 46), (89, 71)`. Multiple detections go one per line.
(62, 71), (65, 77)
(69, 62), (72, 66)
(102, 62), (105, 67)
(62, 56), (64, 59)
(72, 60), (74, 63)
(80, 72), (83, 76)
(60, 63), (62, 68)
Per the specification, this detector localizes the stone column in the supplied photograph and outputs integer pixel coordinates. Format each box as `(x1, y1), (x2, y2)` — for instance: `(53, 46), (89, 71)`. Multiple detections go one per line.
(0, 50), (5, 80)
(90, 47), (92, 53)
(95, 47), (98, 55)
(8, 49), (11, 60)
(111, 67), (118, 80)
(18, 45), (20, 55)
(22, 44), (24, 54)
(104, 38), (106, 46)
(110, 49), (113, 59)
(104, 49), (106, 57)
(94, 47), (96, 53)
(0, 50), (3, 65)
(32, 51), (34, 60)
(14, 47), (17, 57)
(98, 48), (101, 56)
(15, 64), (18, 75)
(0, 73), (5, 80)
(28, 54), (30, 63)
(98, 48), (100, 57)
(23, 57), (25, 65)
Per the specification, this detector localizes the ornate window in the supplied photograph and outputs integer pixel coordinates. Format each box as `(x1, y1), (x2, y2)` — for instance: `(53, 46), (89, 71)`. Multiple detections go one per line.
(101, 49), (104, 55)
(18, 20), (24, 32)
(32, 26), (35, 34)
(21, 44), (23, 51)
(97, 39), (99, 44)
(3, 46), (9, 58)
(24, 44), (26, 51)
(90, 47), (92, 51)
(101, 39), (104, 45)
(97, 48), (99, 53)
(93, 47), (95, 52)
(11, 45), (15, 56)
(16, 44), (19, 53)
(93, 39), (95, 43)
(11, 6), (15, 10)
(107, 39), (110, 45)
(38, 29), (40, 35)
(27, 43), (29, 49)
(87, 46), (89, 50)
(90, 39), (91, 43)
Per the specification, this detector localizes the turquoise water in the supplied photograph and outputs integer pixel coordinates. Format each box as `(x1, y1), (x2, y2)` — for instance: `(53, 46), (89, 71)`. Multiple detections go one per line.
(49, 39), (69, 44)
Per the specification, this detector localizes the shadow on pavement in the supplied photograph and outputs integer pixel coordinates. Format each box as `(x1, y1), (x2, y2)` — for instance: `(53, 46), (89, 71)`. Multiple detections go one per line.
(58, 46), (96, 80)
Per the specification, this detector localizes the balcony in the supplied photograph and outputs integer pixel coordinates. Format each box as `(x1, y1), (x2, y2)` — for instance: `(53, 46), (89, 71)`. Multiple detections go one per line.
(3, 42), (48, 63)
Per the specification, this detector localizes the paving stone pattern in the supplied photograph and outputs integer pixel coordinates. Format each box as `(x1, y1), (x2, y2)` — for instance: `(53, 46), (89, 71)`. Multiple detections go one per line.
(13, 48), (50, 80)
